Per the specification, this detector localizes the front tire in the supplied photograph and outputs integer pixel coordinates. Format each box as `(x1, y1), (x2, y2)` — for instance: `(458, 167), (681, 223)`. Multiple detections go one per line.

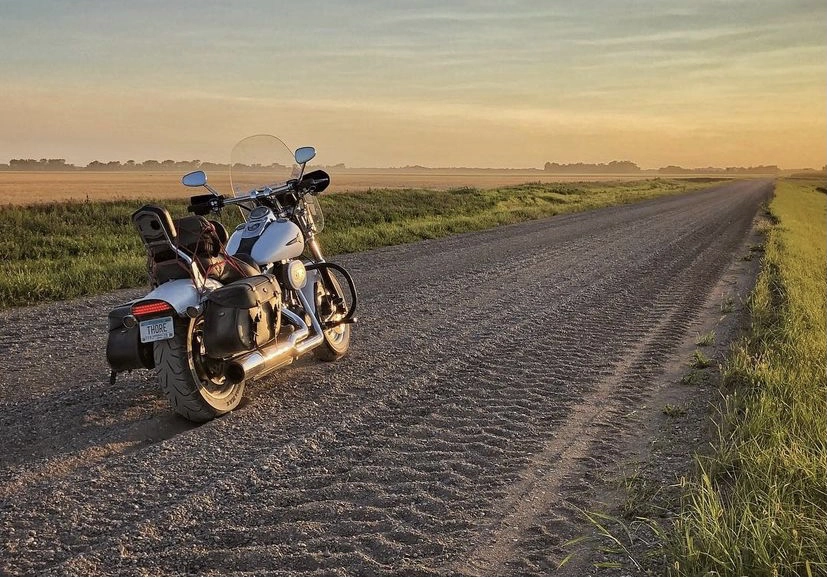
(154, 318), (244, 422)
(313, 275), (351, 362)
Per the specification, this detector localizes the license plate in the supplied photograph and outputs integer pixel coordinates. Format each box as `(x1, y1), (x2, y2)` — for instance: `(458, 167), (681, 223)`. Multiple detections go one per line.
(139, 316), (174, 343)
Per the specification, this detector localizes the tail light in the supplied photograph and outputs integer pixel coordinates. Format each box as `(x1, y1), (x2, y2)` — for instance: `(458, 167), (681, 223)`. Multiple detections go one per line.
(131, 300), (174, 317)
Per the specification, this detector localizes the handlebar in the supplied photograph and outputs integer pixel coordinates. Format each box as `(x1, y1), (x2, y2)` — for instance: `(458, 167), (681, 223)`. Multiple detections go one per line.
(186, 175), (327, 216)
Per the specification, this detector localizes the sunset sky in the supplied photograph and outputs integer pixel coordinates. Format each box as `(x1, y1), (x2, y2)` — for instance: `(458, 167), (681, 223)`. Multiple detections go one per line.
(0, 0), (824, 168)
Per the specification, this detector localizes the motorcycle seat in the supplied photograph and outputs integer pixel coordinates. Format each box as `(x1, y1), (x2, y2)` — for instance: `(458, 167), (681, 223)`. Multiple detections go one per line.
(133, 205), (261, 286)
(211, 253), (261, 284)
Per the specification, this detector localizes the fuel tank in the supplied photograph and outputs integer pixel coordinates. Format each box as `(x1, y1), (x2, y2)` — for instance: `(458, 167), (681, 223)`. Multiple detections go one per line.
(226, 208), (305, 265)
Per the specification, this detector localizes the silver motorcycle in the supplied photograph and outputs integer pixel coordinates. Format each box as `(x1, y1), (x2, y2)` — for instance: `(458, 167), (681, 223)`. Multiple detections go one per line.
(105, 134), (357, 422)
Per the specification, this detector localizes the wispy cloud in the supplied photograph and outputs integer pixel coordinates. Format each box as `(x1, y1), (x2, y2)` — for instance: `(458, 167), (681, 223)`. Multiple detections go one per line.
(0, 0), (824, 167)
(574, 24), (780, 47)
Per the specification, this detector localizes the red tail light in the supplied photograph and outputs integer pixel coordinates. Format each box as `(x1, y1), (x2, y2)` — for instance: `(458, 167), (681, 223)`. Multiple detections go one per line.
(131, 300), (174, 317)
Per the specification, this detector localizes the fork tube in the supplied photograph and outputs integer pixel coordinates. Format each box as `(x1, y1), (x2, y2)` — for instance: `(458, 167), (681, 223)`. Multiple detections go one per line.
(306, 237), (326, 263)
(306, 236), (340, 301)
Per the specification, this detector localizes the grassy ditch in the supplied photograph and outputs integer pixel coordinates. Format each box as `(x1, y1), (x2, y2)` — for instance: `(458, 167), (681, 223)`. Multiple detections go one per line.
(0, 178), (710, 309)
(670, 180), (827, 575)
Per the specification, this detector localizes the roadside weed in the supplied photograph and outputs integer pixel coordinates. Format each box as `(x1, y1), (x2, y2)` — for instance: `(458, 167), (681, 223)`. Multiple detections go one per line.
(562, 509), (668, 573)
(662, 404), (687, 418)
(695, 330), (715, 346)
(680, 370), (706, 385)
(720, 295), (735, 314)
(690, 350), (713, 369)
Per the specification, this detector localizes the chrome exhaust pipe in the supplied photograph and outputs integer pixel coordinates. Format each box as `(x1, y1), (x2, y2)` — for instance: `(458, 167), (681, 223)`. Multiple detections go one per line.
(294, 288), (325, 355)
(225, 290), (325, 384)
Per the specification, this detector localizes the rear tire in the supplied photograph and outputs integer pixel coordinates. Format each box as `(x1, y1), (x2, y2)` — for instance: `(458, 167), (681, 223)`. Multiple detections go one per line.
(154, 318), (244, 422)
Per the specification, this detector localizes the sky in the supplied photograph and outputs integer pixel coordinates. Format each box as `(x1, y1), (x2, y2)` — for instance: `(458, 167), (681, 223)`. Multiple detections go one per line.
(0, 0), (824, 169)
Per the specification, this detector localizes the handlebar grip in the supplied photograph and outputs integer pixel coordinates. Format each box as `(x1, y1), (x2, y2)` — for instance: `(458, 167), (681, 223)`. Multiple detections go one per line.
(188, 194), (224, 215)
(187, 203), (211, 215)
(298, 170), (330, 195)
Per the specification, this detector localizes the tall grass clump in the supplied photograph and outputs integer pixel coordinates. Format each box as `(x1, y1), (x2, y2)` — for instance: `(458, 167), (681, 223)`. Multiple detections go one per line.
(670, 180), (827, 576)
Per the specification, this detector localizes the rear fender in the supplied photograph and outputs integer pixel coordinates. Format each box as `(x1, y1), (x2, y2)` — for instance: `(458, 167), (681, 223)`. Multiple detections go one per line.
(143, 278), (222, 315)
(106, 278), (222, 377)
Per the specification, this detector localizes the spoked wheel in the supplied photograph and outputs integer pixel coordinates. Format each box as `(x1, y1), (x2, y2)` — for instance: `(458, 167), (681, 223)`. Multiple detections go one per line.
(154, 317), (245, 422)
(314, 272), (351, 361)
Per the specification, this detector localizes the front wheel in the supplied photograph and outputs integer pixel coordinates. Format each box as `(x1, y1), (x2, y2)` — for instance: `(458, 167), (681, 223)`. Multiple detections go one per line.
(313, 273), (351, 362)
(154, 318), (244, 422)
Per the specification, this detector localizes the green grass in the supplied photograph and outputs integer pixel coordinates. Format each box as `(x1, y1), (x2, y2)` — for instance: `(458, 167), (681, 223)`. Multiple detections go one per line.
(720, 295), (735, 314)
(669, 180), (827, 576)
(690, 349), (713, 369)
(0, 178), (710, 309)
(680, 369), (707, 386)
(695, 330), (716, 347)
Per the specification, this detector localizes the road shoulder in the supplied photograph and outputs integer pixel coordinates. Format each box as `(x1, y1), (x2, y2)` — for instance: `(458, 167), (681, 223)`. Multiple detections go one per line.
(558, 208), (768, 575)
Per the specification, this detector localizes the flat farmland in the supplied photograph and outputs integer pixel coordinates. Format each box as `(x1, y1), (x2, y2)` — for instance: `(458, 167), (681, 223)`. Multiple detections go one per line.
(0, 172), (235, 204)
(2, 170), (674, 205)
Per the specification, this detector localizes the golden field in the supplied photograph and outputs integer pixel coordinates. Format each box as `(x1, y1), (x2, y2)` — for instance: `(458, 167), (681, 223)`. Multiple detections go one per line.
(0, 170), (662, 205)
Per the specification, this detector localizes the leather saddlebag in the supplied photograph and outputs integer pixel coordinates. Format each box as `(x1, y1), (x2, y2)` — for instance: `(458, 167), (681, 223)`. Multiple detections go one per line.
(106, 303), (155, 371)
(203, 274), (281, 358)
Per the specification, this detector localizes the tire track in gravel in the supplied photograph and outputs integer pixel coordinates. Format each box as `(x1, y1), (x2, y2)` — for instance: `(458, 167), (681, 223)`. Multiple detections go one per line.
(0, 180), (771, 575)
(458, 190), (758, 574)
(457, 284), (698, 574)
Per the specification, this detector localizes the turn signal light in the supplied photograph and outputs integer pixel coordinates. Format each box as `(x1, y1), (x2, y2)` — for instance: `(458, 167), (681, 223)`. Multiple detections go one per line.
(132, 300), (173, 317)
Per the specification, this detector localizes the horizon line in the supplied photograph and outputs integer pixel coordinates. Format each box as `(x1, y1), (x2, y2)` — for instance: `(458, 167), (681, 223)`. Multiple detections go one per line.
(1, 158), (821, 173)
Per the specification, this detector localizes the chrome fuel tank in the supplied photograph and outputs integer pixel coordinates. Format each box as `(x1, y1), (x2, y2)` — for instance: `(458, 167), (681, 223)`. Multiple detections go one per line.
(227, 208), (304, 265)
(252, 218), (304, 264)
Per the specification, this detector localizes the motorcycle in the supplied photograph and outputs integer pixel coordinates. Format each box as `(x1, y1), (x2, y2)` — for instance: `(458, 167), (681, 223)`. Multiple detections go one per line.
(105, 134), (358, 422)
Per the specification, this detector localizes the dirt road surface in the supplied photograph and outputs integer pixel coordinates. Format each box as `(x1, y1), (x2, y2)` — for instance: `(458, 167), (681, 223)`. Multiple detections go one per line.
(0, 180), (771, 575)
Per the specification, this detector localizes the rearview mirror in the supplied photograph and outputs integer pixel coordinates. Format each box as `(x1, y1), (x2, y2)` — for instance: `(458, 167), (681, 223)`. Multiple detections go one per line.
(294, 146), (316, 165)
(182, 170), (207, 187)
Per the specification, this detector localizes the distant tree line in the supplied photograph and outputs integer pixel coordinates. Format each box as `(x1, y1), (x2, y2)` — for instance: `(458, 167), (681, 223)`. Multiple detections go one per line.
(0, 158), (797, 174)
(3, 158), (76, 170)
(657, 165), (781, 174)
(0, 159), (310, 172)
(0, 159), (347, 172)
(542, 161), (783, 174)
(544, 160), (641, 173)
(0, 158), (210, 171)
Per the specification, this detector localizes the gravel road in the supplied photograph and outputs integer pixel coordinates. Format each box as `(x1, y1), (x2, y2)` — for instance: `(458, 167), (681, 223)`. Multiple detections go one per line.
(0, 180), (771, 575)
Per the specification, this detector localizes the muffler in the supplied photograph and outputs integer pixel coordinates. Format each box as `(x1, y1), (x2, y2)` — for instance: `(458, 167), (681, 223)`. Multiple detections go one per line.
(225, 291), (325, 384)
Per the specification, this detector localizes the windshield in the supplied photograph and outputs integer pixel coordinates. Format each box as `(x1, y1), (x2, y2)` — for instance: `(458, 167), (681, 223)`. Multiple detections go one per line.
(230, 134), (300, 197)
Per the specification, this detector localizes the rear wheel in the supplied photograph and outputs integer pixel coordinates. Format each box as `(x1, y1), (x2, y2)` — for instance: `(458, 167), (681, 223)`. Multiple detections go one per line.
(154, 318), (244, 422)
(313, 274), (351, 362)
